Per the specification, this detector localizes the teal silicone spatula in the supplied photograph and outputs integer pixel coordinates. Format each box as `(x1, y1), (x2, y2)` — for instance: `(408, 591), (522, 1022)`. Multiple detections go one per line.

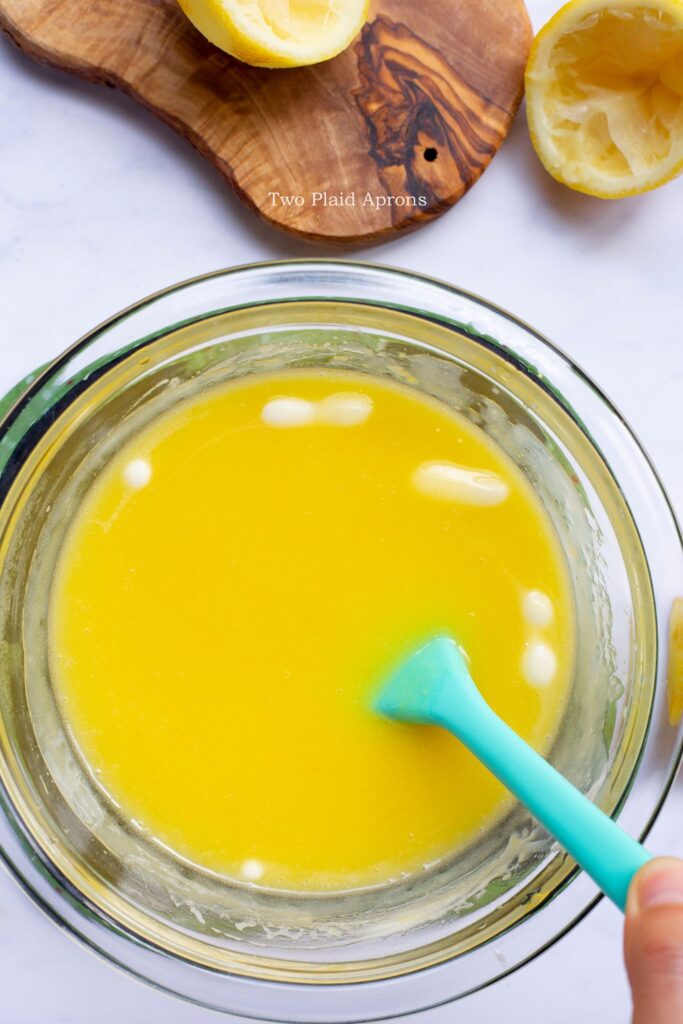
(375, 636), (652, 910)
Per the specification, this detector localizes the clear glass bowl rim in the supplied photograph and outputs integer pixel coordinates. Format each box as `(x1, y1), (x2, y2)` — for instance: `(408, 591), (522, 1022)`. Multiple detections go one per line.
(0, 258), (681, 1023)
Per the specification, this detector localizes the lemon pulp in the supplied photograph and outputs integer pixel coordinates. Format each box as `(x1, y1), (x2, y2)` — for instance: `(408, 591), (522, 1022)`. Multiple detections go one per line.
(49, 371), (574, 892)
(526, 0), (683, 196)
(177, 0), (368, 68)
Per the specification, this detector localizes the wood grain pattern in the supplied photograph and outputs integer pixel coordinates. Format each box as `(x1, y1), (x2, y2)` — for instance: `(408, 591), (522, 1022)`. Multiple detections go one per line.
(0, 0), (532, 245)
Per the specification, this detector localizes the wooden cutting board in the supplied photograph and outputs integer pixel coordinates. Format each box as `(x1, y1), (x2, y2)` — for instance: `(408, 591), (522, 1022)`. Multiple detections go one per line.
(0, 0), (532, 245)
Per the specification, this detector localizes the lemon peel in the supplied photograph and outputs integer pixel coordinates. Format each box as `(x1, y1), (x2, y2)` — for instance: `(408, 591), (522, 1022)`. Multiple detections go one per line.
(526, 0), (683, 197)
(178, 0), (369, 68)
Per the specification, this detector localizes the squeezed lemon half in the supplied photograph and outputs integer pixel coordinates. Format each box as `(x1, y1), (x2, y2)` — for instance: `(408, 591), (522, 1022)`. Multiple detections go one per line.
(526, 0), (683, 197)
(178, 0), (369, 68)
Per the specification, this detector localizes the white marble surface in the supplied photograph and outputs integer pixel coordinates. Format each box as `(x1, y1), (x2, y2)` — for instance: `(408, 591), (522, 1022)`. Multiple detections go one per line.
(1, 1), (682, 1020)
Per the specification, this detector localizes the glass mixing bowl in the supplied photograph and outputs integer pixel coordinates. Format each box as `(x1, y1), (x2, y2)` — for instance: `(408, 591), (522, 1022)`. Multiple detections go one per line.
(0, 261), (681, 1022)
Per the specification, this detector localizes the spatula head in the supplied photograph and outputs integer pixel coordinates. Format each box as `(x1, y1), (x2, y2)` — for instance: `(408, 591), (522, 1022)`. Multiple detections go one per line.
(375, 636), (476, 726)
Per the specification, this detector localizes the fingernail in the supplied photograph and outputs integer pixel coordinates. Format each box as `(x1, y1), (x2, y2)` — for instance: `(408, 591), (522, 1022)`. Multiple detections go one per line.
(636, 860), (683, 910)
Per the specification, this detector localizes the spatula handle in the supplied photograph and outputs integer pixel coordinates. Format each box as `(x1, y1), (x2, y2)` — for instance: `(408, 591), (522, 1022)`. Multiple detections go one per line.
(435, 692), (651, 911)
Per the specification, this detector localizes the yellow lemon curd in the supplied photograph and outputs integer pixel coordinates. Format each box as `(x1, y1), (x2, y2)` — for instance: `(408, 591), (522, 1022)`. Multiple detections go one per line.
(49, 370), (574, 892)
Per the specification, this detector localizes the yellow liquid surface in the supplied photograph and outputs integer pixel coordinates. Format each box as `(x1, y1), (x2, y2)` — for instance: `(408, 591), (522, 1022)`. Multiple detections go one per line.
(50, 370), (574, 891)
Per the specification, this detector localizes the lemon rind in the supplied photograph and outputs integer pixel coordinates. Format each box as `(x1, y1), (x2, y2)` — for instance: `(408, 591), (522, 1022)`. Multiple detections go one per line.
(525, 0), (683, 198)
(178, 0), (370, 68)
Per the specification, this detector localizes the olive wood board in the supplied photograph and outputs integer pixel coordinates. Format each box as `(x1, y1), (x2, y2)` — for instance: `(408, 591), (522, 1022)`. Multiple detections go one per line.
(0, 0), (532, 245)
